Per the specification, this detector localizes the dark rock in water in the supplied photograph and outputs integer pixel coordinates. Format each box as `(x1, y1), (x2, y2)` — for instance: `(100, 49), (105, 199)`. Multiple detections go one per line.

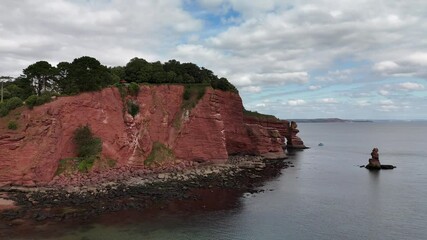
(318, 143), (324, 146)
(365, 148), (395, 170)
(366, 164), (396, 170)
(365, 165), (380, 170)
(380, 165), (396, 170)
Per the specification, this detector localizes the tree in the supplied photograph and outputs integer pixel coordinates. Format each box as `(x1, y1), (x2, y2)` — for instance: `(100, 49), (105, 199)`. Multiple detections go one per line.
(124, 57), (150, 83)
(67, 56), (114, 93)
(211, 77), (238, 93)
(23, 61), (57, 95)
(110, 66), (125, 84)
(0, 76), (13, 103)
(13, 75), (34, 100)
(56, 62), (77, 94)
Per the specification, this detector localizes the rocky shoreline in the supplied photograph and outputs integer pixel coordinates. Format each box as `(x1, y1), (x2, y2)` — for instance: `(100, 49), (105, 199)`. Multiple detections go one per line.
(0, 156), (293, 226)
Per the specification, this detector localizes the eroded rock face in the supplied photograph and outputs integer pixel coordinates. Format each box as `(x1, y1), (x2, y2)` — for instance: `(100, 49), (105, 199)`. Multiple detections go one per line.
(243, 116), (289, 138)
(173, 89), (228, 162)
(285, 121), (306, 149)
(0, 86), (291, 186)
(0, 88), (132, 186)
(216, 91), (286, 158)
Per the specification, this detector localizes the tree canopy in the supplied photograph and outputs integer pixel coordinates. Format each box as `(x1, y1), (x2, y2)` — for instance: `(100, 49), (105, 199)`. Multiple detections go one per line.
(122, 58), (237, 92)
(23, 61), (56, 96)
(4, 56), (237, 101)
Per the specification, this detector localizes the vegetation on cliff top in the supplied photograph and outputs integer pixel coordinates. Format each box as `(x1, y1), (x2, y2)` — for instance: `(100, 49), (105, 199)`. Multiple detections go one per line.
(243, 109), (279, 121)
(0, 56), (237, 117)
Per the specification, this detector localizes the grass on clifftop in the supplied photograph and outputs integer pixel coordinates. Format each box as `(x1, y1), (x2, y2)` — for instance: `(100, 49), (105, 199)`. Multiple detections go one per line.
(243, 109), (279, 121)
(144, 141), (175, 167)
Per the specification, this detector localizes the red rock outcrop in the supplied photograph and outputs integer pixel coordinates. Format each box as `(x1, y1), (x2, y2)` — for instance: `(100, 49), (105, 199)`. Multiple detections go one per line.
(243, 116), (289, 137)
(216, 91), (286, 159)
(0, 85), (291, 186)
(285, 121), (306, 149)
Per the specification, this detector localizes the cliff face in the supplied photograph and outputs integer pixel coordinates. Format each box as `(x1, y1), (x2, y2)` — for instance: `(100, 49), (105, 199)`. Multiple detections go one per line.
(0, 85), (289, 186)
(243, 116), (289, 138)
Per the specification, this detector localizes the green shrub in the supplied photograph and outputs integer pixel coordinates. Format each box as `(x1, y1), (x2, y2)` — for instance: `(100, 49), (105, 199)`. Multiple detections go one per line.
(7, 121), (18, 130)
(78, 157), (95, 172)
(25, 95), (38, 109)
(73, 125), (102, 158)
(127, 100), (139, 117)
(25, 94), (51, 109)
(0, 105), (8, 117)
(211, 77), (238, 93)
(35, 93), (52, 106)
(72, 125), (102, 173)
(128, 82), (139, 96)
(183, 88), (191, 100)
(5, 97), (23, 111)
(117, 85), (126, 99)
(55, 158), (79, 175)
(181, 84), (207, 110)
(197, 87), (206, 100)
(243, 109), (279, 121)
(144, 142), (174, 166)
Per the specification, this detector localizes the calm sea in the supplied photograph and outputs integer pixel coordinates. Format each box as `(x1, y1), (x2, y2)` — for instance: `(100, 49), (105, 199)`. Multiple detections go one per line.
(9, 122), (427, 240)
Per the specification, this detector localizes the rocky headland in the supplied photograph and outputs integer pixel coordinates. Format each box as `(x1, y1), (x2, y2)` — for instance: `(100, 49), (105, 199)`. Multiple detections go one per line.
(0, 84), (305, 224)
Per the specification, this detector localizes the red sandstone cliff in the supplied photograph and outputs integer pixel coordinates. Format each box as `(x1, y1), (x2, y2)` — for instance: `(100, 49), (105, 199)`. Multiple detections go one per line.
(0, 85), (289, 186)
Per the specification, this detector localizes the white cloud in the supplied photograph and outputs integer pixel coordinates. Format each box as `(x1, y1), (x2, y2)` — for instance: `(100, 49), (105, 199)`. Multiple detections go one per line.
(398, 82), (425, 90)
(242, 86), (262, 93)
(318, 98), (338, 104)
(380, 105), (399, 112)
(378, 89), (390, 96)
(355, 100), (371, 107)
(380, 99), (394, 105)
(287, 99), (306, 106)
(0, 0), (203, 75)
(309, 85), (322, 90)
(315, 69), (353, 82)
(373, 61), (399, 72)
(406, 52), (427, 66)
(2, 0), (427, 119)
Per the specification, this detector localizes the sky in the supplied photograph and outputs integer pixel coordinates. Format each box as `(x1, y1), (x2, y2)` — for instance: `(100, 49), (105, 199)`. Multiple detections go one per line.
(1, 0), (427, 120)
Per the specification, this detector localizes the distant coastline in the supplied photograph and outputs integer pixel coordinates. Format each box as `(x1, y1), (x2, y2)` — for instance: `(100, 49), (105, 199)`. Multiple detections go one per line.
(291, 118), (427, 123)
(290, 118), (372, 123)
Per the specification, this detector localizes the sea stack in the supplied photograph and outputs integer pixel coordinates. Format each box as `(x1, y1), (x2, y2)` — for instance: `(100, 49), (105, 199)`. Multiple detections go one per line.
(285, 121), (307, 149)
(365, 148), (396, 170)
(366, 148), (381, 170)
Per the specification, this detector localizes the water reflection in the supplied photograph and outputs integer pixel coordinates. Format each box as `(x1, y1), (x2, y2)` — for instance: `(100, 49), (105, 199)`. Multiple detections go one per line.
(2, 157), (294, 240)
(368, 169), (380, 183)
